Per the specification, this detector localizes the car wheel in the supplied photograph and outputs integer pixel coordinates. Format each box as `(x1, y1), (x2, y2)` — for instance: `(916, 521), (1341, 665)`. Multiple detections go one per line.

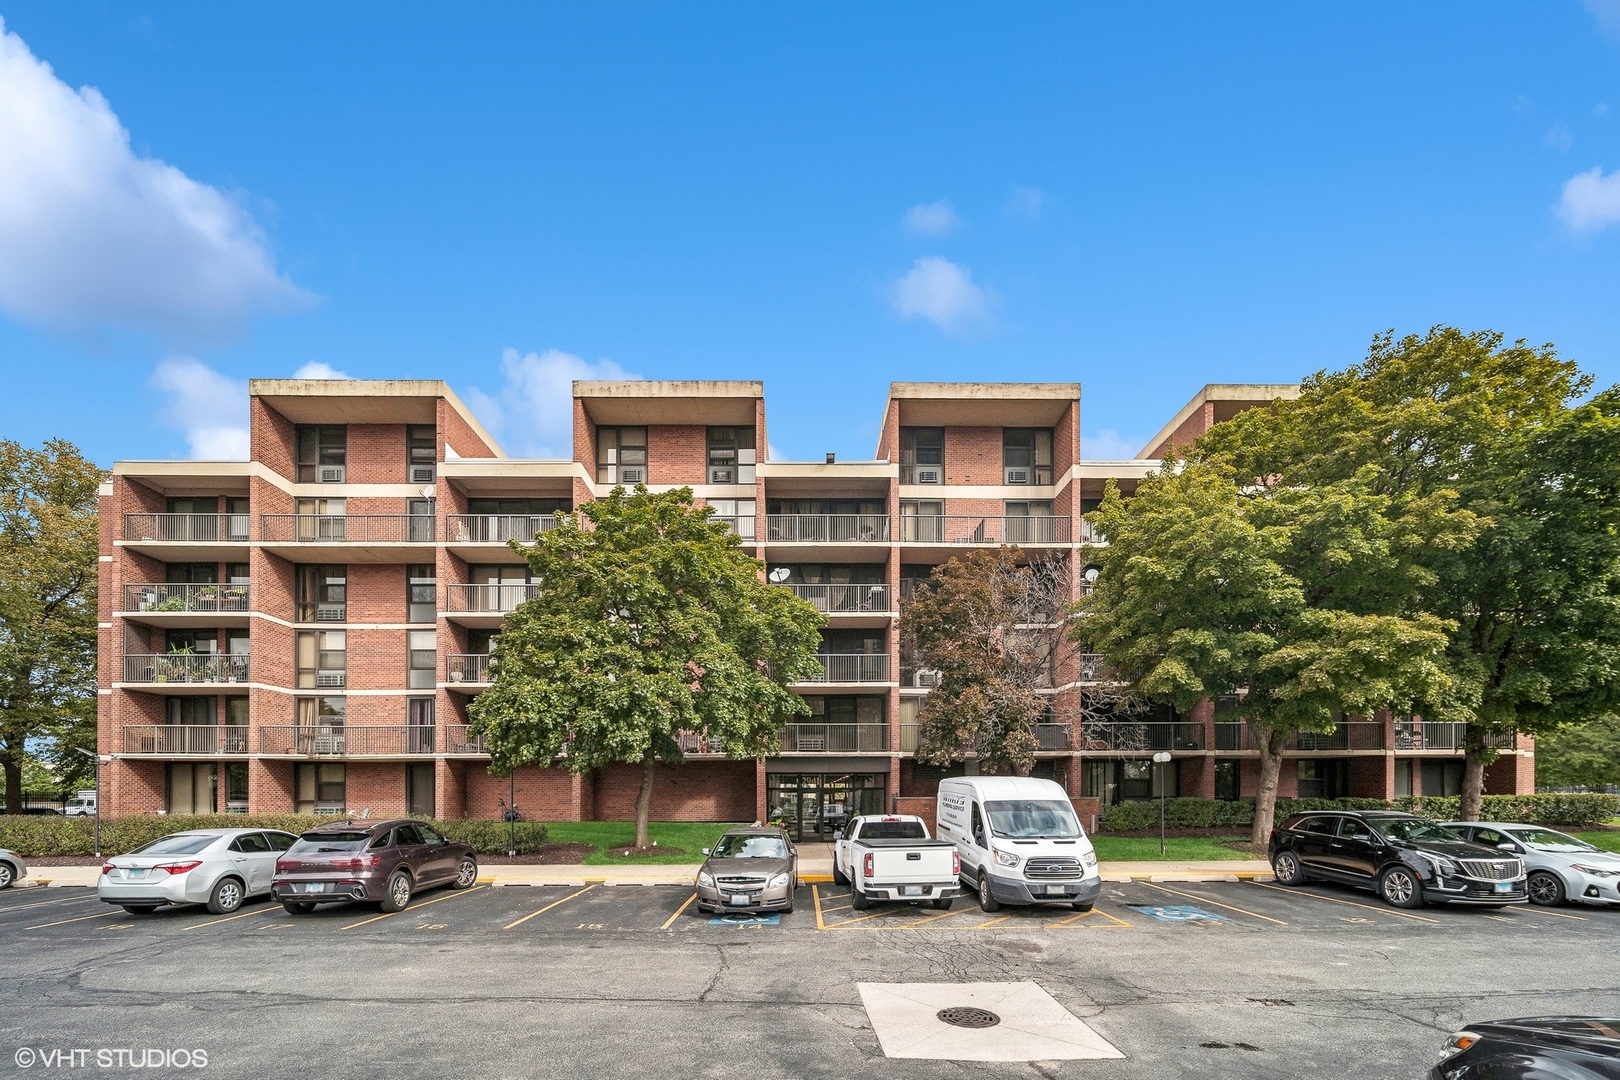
(696, 904), (712, 915)
(0, 861), (14, 889)
(1527, 870), (1566, 907)
(832, 859), (848, 887)
(121, 905), (159, 915)
(1071, 901), (1094, 912)
(851, 888), (870, 911)
(933, 897), (954, 911)
(282, 902), (315, 915)
(452, 857), (479, 890)
(977, 870), (1000, 913)
(1378, 866), (1424, 908)
(379, 870), (413, 913)
(1271, 850), (1307, 886)
(207, 876), (245, 915)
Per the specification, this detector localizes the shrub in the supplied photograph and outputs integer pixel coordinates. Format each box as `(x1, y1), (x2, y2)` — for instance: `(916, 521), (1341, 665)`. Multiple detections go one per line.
(1095, 792), (1620, 833)
(0, 814), (548, 857)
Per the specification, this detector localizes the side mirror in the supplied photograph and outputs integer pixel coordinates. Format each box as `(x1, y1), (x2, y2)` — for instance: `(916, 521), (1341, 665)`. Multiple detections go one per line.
(700, 848), (710, 856)
(1497, 842), (1519, 852)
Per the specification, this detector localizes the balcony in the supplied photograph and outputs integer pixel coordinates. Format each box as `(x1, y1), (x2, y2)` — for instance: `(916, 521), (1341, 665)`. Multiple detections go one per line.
(899, 722), (1069, 754)
(767, 515), (889, 543)
(120, 725), (249, 755)
(711, 516), (757, 541)
(122, 583), (250, 615)
(257, 725), (437, 756)
(801, 653), (890, 684)
(122, 654), (250, 686)
(1215, 721), (1389, 752)
(260, 515), (435, 544)
(1079, 654), (1115, 682)
(1078, 722), (1205, 752)
(444, 725), (489, 755)
(1078, 519), (1106, 544)
(898, 516), (1071, 545)
(446, 654), (491, 685)
(123, 513), (250, 543)
(1392, 722), (1515, 752)
(446, 514), (560, 544)
(675, 731), (720, 755)
(446, 583), (539, 614)
(780, 723), (888, 752)
(783, 583), (891, 615)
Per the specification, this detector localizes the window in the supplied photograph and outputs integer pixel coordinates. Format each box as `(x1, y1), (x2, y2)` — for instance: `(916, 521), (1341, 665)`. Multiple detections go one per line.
(294, 762), (345, 814)
(229, 832), (271, 854)
(1421, 760), (1464, 797)
(1120, 759), (1177, 800)
(1297, 759), (1348, 800)
(706, 499), (756, 540)
(166, 763), (216, 814)
(1002, 428), (1054, 485)
(706, 426), (756, 484)
(408, 498), (435, 542)
(408, 697), (435, 753)
(296, 425), (347, 483)
(408, 565), (436, 623)
(407, 425), (436, 481)
(1214, 760), (1239, 801)
(1003, 501), (1057, 543)
(899, 500), (944, 543)
(297, 566), (347, 622)
(899, 427), (944, 484)
(1395, 759), (1413, 797)
(802, 695), (885, 724)
(597, 426), (648, 484)
(166, 497), (216, 515)
(226, 563), (250, 585)
(408, 631), (436, 689)
(294, 499), (346, 540)
(165, 629), (218, 654)
(407, 763), (435, 818)
(295, 696), (345, 734)
(1297, 816), (1339, 835)
(225, 763), (248, 813)
(466, 629), (497, 655)
(1338, 817), (1374, 842)
(166, 563), (217, 584)
(297, 631), (347, 688)
(225, 498), (250, 540)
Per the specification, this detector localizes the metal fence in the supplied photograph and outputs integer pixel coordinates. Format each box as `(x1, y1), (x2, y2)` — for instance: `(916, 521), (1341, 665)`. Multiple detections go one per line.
(260, 515), (435, 543)
(780, 723), (888, 752)
(1078, 654), (1115, 681)
(121, 725), (249, 755)
(783, 583), (891, 613)
(122, 654), (250, 684)
(445, 583), (539, 613)
(802, 653), (890, 683)
(1079, 722), (1205, 752)
(447, 654), (491, 683)
(123, 583), (250, 614)
(897, 516), (1071, 545)
(446, 515), (560, 544)
(443, 725), (489, 755)
(766, 515), (890, 542)
(257, 725), (436, 756)
(124, 513), (250, 543)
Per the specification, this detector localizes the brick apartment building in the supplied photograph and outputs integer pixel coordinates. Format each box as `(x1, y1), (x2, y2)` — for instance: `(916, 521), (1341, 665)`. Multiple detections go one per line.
(96, 378), (1535, 835)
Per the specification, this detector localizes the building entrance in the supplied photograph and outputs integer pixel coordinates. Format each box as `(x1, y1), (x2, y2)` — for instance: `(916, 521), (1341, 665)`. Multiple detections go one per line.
(765, 773), (886, 840)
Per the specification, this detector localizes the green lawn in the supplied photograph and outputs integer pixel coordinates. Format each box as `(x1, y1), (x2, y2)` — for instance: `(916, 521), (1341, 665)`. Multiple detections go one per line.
(1570, 831), (1620, 854)
(1090, 835), (1256, 861)
(541, 821), (744, 864)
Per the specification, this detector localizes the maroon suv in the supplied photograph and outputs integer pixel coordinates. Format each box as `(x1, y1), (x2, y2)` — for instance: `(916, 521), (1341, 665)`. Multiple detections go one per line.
(273, 819), (478, 913)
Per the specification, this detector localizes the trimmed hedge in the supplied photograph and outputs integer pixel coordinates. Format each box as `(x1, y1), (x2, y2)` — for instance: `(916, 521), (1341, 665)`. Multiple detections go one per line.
(1098, 792), (1620, 832)
(0, 814), (549, 858)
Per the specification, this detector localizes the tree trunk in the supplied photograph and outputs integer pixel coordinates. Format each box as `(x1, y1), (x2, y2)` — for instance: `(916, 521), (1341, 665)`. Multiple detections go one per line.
(2, 758), (20, 816)
(634, 755), (656, 850)
(1459, 748), (1487, 823)
(1250, 730), (1286, 853)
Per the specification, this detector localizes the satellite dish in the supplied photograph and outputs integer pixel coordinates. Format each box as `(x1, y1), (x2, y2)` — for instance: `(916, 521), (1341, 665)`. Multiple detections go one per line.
(767, 568), (791, 584)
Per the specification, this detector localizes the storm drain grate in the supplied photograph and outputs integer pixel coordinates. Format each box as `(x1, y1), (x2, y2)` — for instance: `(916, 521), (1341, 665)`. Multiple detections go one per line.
(937, 1007), (1001, 1029)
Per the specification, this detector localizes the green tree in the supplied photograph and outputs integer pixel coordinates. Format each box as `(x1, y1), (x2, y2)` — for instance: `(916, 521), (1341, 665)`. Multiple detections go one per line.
(1, 439), (103, 814)
(1081, 461), (1461, 849)
(1199, 328), (1620, 822)
(467, 487), (825, 848)
(903, 548), (1076, 776)
(1534, 719), (1620, 791)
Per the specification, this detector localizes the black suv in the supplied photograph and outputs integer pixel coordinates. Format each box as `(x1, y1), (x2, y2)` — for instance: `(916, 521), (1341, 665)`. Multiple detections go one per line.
(1269, 810), (1527, 908)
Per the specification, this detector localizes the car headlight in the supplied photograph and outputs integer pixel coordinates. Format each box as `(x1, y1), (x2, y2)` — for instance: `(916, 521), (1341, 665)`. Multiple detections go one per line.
(1082, 851), (1098, 867)
(769, 873), (791, 889)
(993, 849), (1021, 868)
(697, 872), (713, 888)
(1417, 853), (1459, 878)
(1436, 1031), (1479, 1063)
(1571, 863), (1620, 878)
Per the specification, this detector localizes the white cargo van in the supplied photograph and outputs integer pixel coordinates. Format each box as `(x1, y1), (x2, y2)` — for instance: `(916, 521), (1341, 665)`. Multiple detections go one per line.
(937, 776), (1100, 912)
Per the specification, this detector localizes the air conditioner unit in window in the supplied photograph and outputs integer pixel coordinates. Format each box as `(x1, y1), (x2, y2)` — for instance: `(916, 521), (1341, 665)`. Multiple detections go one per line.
(914, 466), (943, 485)
(410, 465), (436, 483)
(315, 604), (345, 622)
(915, 669), (943, 688)
(709, 467), (735, 484)
(1003, 468), (1029, 485)
(319, 466), (346, 484)
(316, 671), (346, 688)
(618, 467), (646, 484)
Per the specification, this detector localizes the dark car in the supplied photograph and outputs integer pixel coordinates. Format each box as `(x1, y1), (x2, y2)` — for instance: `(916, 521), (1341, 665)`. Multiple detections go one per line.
(1269, 810), (1527, 909)
(695, 827), (798, 915)
(1430, 1017), (1620, 1079)
(272, 819), (478, 914)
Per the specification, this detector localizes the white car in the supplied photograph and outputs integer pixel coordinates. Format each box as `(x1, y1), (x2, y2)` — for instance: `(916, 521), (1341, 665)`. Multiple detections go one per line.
(98, 828), (298, 915)
(63, 793), (97, 817)
(1444, 822), (1620, 907)
(0, 848), (26, 889)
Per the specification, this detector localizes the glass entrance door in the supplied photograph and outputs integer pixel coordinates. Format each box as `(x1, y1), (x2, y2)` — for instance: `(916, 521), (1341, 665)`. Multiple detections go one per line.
(766, 773), (888, 841)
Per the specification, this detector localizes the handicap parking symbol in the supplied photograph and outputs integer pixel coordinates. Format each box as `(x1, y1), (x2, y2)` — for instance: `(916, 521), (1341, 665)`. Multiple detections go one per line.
(709, 912), (782, 927)
(1127, 904), (1226, 922)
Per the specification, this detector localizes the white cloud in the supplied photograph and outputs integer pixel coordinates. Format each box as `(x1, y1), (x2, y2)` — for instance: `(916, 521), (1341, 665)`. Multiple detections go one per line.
(1585, 0), (1620, 37)
(890, 257), (989, 335)
(466, 348), (641, 457)
(0, 18), (311, 346)
(902, 199), (958, 236)
(1004, 184), (1045, 219)
(1082, 429), (1147, 461)
(1546, 123), (1573, 152)
(1555, 166), (1620, 233)
(151, 358), (249, 459)
(292, 361), (350, 379)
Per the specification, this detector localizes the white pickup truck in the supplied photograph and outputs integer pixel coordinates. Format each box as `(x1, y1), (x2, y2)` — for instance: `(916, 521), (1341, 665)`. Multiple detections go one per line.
(832, 814), (961, 911)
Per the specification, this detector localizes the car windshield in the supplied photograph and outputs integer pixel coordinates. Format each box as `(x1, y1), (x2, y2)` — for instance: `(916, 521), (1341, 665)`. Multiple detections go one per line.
(130, 834), (217, 856)
(1505, 827), (1599, 853)
(289, 831), (373, 854)
(984, 800), (1082, 839)
(711, 835), (787, 859)
(859, 821), (928, 840)
(1376, 818), (1464, 843)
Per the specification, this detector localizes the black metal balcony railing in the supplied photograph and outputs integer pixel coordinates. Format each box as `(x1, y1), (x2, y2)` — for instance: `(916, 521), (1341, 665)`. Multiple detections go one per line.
(1079, 654), (1115, 681)
(898, 722), (1067, 753)
(257, 725), (436, 756)
(802, 653), (890, 683)
(122, 654), (250, 684)
(1079, 722), (1205, 752)
(123, 583), (250, 614)
(1214, 721), (1389, 752)
(447, 654), (492, 684)
(260, 515), (435, 543)
(1391, 722), (1514, 751)
(124, 513), (250, 543)
(444, 725), (489, 755)
(121, 725), (249, 755)
(766, 515), (890, 543)
(780, 723), (888, 752)
(898, 516), (1071, 545)
(446, 514), (560, 544)
(783, 583), (891, 613)
(446, 583), (539, 614)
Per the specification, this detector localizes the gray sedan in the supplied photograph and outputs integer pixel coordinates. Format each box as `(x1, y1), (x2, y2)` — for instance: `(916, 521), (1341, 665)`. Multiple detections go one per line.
(1445, 821), (1620, 907)
(695, 828), (798, 915)
(0, 848), (25, 889)
(98, 828), (298, 915)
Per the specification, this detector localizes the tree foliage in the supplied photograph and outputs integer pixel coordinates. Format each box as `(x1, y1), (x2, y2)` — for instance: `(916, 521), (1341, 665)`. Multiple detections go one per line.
(1534, 719), (1620, 791)
(0, 439), (103, 813)
(467, 487), (825, 847)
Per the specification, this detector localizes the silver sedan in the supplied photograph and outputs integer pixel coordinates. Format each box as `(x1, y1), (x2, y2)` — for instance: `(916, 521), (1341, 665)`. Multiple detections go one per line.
(98, 828), (297, 915)
(1444, 822), (1620, 907)
(0, 848), (25, 889)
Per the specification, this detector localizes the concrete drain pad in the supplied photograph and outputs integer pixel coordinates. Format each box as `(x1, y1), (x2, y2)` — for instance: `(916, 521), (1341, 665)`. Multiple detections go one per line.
(857, 982), (1124, 1061)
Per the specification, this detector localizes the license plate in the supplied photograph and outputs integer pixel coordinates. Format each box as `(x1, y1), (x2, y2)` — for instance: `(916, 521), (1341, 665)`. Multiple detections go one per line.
(1046, 884), (1067, 895)
(1495, 881), (1512, 893)
(301, 882), (327, 894)
(124, 869), (148, 880)
(900, 886), (922, 897)
(727, 894), (750, 905)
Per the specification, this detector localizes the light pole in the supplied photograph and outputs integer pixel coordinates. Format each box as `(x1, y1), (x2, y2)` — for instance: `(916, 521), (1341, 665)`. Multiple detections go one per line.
(74, 748), (104, 859)
(1151, 751), (1172, 857)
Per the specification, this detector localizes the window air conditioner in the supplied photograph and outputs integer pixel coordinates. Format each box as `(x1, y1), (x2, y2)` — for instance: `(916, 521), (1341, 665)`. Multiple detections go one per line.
(709, 468), (735, 484)
(619, 467), (646, 484)
(316, 671), (346, 688)
(914, 466), (943, 485)
(1003, 467), (1029, 485)
(915, 669), (942, 688)
(410, 465), (436, 483)
(315, 604), (345, 622)
(319, 466), (346, 484)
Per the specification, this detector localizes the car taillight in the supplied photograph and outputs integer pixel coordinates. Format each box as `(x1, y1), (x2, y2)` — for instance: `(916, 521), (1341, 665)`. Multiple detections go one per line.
(863, 852), (874, 878)
(100, 864), (114, 876)
(952, 852), (960, 877)
(153, 861), (203, 876)
(330, 856), (382, 872)
(275, 860), (291, 873)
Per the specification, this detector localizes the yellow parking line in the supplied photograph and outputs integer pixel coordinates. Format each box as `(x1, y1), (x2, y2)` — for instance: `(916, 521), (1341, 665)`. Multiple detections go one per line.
(660, 892), (696, 930)
(818, 903), (852, 913)
(811, 885), (825, 930)
(502, 884), (595, 930)
(1513, 906), (1587, 921)
(1052, 906), (1133, 928)
(1246, 880), (1439, 923)
(342, 884), (486, 931)
(1141, 881), (1287, 925)
(185, 906), (278, 931)
(26, 909), (121, 930)
(971, 914), (1011, 930)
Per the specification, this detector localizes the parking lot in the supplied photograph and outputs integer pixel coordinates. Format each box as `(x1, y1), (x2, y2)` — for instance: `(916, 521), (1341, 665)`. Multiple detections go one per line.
(4, 878), (1619, 1078)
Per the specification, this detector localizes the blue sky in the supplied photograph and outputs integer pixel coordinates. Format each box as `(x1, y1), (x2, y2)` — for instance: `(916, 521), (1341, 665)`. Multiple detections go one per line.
(2, 3), (1619, 465)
